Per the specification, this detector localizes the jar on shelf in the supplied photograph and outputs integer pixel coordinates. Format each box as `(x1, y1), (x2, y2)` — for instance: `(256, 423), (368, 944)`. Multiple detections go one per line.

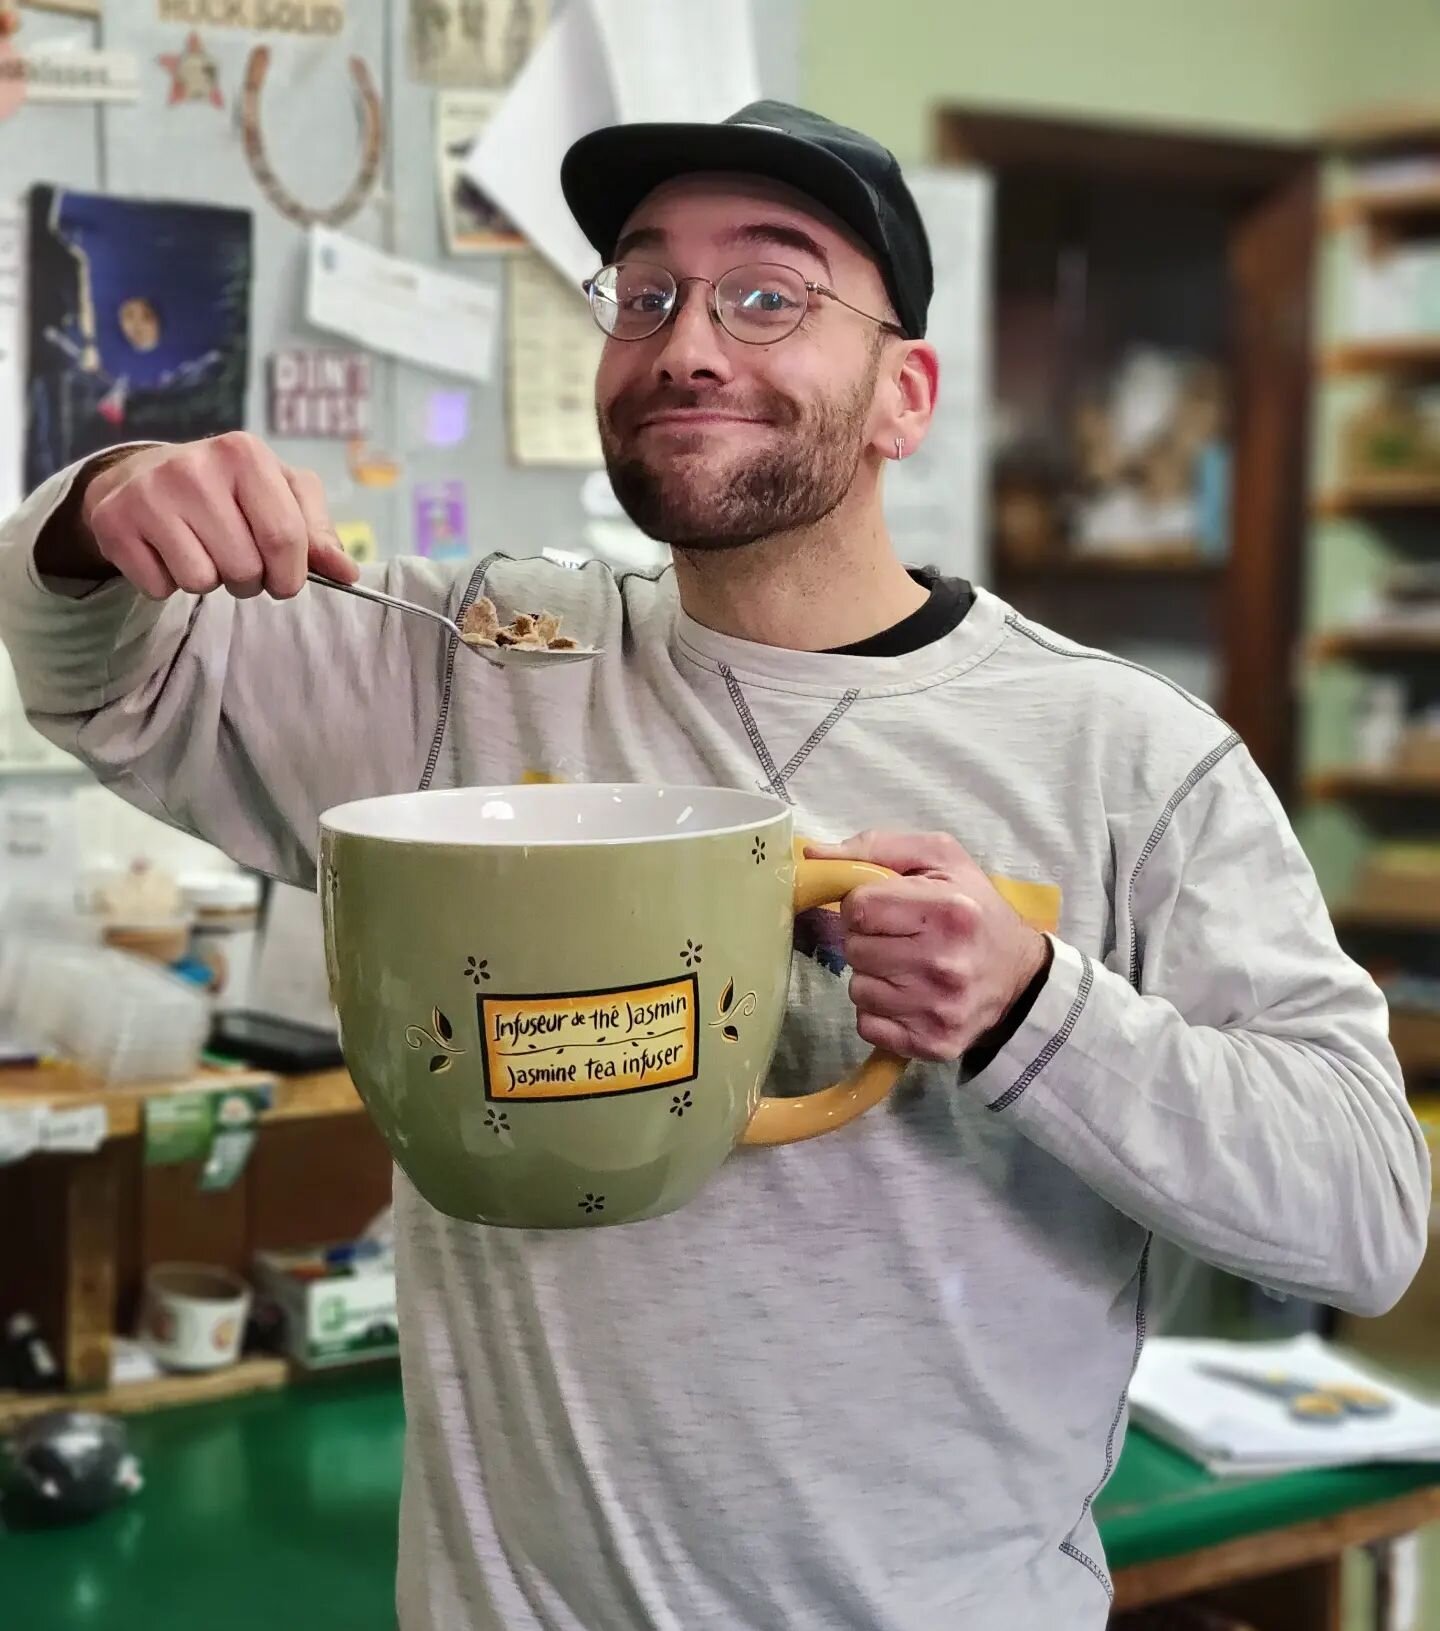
(182, 873), (263, 1011)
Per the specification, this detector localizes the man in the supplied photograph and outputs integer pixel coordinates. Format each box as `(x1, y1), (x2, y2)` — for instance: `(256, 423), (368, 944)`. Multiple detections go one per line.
(0, 102), (1428, 1630)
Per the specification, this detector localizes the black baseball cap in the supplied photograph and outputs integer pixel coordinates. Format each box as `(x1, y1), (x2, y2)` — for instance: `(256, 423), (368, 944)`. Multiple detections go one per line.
(560, 100), (934, 340)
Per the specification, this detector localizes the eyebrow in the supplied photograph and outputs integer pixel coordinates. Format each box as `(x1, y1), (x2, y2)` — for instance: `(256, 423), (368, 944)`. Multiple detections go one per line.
(612, 224), (667, 261)
(610, 220), (834, 279)
(718, 222), (833, 278)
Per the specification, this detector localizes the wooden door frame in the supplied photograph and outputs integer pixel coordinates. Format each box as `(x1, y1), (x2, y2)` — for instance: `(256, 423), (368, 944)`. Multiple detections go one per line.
(934, 108), (1321, 800)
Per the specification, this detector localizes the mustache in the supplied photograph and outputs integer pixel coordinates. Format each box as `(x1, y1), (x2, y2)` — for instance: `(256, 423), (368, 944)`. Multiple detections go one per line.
(603, 385), (802, 436)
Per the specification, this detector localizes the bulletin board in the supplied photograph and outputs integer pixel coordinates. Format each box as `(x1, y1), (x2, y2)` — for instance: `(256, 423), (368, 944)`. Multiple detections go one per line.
(0, 0), (802, 570)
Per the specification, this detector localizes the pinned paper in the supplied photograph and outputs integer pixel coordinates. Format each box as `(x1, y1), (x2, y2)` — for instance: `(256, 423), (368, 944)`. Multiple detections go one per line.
(334, 519), (376, 563)
(308, 227), (498, 385)
(506, 254), (602, 466)
(424, 387), (470, 448)
(438, 91), (524, 255)
(413, 479), (468, 560)
(587, 0), (758, 124)
(268, 349), (372, 439)
(408, 0), (546, 89)
(0, 202), (20, 520)
(464, 0), (757, 288)
(1, 46), (141, 103)
(461, 0), (608, 287)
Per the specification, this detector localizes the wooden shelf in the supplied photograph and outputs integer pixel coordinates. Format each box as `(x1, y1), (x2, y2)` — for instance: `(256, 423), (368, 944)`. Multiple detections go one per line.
(996, 547), (1221, 579)
(1332, 903), (1440, 933)
(1327, 108), (1440, 155)
(1315, 480), (1440, 516)
(1327, 184), (1440, 230)
(1321, 339), (1440, 376)
(1309, 625), (1440, 661)
(0, 1354), (290, 1431)
(0, 1065), (361, 1142)
(1307, 767), (1440, 799)
(1392, 1009), (1440, 1079)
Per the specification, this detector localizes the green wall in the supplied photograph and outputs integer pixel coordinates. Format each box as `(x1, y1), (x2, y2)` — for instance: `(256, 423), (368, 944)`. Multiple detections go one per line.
(803, 0), (1440, 159)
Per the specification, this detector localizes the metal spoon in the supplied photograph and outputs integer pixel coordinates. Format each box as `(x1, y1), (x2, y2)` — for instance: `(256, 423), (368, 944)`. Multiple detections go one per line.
(305, 571), (600, 669)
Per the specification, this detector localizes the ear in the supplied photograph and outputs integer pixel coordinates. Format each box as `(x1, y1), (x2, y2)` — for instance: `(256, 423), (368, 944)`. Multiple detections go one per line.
(869, 341), (939, 463)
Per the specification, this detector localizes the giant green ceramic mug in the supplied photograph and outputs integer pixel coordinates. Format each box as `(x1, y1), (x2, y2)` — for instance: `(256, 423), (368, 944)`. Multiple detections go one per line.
(319, 784), (906, 1228)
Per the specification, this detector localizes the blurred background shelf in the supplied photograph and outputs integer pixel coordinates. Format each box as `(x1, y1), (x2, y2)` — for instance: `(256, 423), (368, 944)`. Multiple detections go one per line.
(1327, 184), (1440, 231)
(1309, 626), (1440, 661)
(1391, 1010), (1440, 1078)
(994, 547), (1222, 580)
(1321, 338), (1440, 376)
(1330, 904), (1440, 933)
(1315, 480), (1440, 516)
(1306, 767), (1440, 799)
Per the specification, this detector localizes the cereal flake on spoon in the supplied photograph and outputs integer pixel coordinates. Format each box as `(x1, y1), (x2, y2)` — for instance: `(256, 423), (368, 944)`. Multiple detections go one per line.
(460, 597), (582, 652)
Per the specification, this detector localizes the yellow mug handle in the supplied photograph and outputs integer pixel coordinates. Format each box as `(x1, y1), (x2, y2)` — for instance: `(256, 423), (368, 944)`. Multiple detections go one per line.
(740, 838), (907, 1147)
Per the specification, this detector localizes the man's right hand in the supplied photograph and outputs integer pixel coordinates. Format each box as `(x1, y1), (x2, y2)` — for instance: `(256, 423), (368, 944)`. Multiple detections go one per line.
(36, 433), (360, 599)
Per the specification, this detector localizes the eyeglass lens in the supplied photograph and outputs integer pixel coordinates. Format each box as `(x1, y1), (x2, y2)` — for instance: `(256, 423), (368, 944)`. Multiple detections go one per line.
(588, 262), (810, 343)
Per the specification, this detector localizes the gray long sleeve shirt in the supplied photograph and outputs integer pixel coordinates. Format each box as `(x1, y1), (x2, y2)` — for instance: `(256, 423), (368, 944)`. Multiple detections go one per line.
(0, 458), (1429, 1631)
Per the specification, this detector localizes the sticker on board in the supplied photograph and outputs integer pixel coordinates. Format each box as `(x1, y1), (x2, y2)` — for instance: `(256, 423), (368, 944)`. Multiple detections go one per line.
(157, 29), (222, 106)
(268, 349), (372, 439)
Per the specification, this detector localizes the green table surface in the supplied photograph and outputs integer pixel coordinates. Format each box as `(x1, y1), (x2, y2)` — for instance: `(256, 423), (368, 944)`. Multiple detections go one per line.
(5, 1374), (1440, 1630)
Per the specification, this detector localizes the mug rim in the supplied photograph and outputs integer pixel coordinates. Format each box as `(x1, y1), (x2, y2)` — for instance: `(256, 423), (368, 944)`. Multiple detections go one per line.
(146, 1262), (252, 1304)
(319, 782), (794, 849)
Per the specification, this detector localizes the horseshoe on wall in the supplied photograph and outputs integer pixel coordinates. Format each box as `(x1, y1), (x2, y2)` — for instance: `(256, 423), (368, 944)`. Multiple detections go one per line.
(240, 45), (385, 229)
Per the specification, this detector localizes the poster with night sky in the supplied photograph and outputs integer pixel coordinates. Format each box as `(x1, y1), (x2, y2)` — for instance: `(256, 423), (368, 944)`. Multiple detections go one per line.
(24, 186), (252, 491)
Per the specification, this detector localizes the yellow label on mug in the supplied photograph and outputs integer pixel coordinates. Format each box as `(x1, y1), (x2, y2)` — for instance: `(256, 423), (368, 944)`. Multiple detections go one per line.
(480, 976), (699, 1102)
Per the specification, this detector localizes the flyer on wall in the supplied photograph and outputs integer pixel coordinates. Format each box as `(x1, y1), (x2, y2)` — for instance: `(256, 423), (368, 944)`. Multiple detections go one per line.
(23, 186), (253, 489)
(438, 91), (524, 255)
(409, 0), (546, 89)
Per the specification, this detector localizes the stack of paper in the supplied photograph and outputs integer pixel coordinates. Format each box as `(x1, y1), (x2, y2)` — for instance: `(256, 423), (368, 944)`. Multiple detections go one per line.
(1129, 1334), (1440, 1477)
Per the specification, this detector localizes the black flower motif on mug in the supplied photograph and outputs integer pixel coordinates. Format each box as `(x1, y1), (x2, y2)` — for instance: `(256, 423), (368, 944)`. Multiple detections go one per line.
(579, 1192), (606, 1214)
(751, 836), (767, 865)
(681, 939), (703, 967)
(484, 1108), (510, 1137)
(670, 1089), (694, 1117)
(465, 956), (490, 985)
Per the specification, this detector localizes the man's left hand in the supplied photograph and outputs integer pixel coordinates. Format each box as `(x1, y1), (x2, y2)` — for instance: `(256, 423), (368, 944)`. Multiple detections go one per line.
(805, 831), (1050, 1063)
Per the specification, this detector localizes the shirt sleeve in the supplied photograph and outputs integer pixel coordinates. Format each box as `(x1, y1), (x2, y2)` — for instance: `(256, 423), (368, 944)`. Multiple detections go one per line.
(0, 455), (466, 887)
(960, 735), (1430, 1318)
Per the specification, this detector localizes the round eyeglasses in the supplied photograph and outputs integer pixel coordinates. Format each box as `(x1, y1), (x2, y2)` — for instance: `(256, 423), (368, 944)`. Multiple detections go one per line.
(582, 261), (905, 345)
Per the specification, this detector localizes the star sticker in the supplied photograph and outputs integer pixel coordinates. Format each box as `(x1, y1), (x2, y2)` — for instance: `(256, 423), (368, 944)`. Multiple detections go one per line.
(158, 31), (223, 109)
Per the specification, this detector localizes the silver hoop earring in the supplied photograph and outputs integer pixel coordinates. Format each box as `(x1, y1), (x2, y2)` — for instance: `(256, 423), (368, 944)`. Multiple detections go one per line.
(894, 436), (905, 460)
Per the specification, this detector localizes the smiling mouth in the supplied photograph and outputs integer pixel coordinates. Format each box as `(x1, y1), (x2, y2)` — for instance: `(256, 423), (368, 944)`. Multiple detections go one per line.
(636, 412), (766, 430)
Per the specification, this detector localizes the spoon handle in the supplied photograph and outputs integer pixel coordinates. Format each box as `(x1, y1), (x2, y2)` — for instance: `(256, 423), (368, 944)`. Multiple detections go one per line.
(305, 570), (464, 641)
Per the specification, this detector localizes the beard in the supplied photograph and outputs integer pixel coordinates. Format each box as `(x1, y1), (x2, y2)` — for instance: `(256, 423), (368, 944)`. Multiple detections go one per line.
(598, 360), (879, 551)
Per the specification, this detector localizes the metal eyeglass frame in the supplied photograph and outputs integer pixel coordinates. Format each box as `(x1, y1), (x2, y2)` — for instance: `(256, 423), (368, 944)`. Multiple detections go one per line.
(581, 260), (907, 345)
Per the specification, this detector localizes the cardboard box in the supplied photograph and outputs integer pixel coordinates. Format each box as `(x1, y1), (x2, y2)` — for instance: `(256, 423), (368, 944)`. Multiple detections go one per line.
(252, 1245), (398, 1370)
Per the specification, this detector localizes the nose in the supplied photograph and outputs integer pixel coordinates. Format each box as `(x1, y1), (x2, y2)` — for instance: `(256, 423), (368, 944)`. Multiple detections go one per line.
(650, 280), (734, 388)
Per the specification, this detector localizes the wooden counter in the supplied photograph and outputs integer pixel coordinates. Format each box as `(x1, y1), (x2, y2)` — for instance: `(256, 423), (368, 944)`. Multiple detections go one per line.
(0, 1063), (362, 1140)
(0, 1066), (384, 1398)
